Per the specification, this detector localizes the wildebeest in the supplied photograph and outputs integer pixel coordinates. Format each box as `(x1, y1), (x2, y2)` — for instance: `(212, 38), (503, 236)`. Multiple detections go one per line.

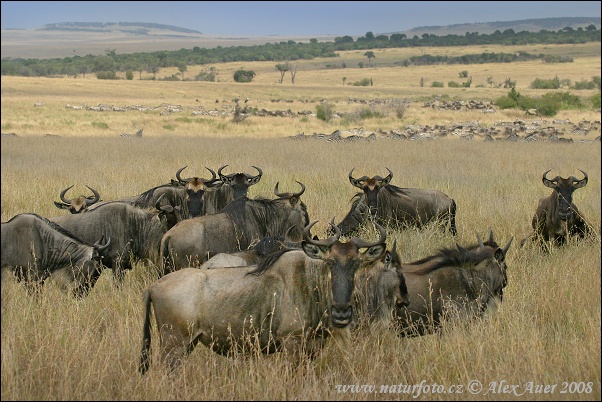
(171, 166), (223, 217)
(138, 220), (404, 374)
(1, 213), (110, 297)
(199, 227), (301, 269)
(202, 165), (263, 215)
(336, 167), (457, 237)
(521, 169), (593, 248)
(160, 181), (310, 273)
(49, 198), (182, 282)
(397, 230), (513, 336)
(53, 184), (101, 213)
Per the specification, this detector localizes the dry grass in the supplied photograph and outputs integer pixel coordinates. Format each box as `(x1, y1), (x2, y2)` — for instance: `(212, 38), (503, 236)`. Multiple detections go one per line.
(1, 42), (601, 400)
(1, 136), (600, 400)
(1, 43), (600, 139)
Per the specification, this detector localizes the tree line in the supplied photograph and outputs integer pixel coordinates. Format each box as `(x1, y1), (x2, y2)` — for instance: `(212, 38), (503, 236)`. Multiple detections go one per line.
(0, 25), (599, 78)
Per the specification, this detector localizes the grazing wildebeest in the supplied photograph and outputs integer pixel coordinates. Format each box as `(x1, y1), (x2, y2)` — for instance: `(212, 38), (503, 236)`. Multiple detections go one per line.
(1, 213), (110, 297)
(160, 181), (310, 273)
(336, 167), (457, 237)
(202, 165), (263, 215)
(521, 169), (593, 248)
(138, 220), (405, 374)
(397, 230), (513, 336)
(53, 185), (101, 213)
(49, 198), (182, 282)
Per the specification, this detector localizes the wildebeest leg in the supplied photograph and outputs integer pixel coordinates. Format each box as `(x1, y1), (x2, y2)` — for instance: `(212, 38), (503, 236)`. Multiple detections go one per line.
(160, 327), (190, 374)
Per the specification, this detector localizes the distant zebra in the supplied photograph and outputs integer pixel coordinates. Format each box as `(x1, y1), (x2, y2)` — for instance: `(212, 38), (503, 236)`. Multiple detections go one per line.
(119, 129), (143, 138)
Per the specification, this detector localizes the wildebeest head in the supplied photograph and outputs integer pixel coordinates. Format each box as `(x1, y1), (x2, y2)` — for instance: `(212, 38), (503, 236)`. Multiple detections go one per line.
(349, 167), (393, 216)
(174, 166), (221, 217)
(301, 220), (387, 328)
(273, 181), (310, 241)
(218, 165), (263, 200)
(473, 230), (513, 302)
(154, 194), (183, 230)
(54, 185), (101, 214)
(542, 169), (588, 222)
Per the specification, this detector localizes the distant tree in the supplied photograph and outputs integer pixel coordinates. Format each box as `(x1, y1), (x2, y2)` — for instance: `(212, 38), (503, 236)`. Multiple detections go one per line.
(233, 69), (256, 83)
(275, 63), (289, 84)
(364, 51), (376, 67)
(365, 31), (375, 40)
(177, 62), (187, 79)
(285, 60), (298, 84)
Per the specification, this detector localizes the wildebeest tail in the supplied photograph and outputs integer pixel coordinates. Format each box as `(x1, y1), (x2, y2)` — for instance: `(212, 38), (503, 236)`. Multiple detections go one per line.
(139, 289), (153, 375)
(449, 199), (458, 236)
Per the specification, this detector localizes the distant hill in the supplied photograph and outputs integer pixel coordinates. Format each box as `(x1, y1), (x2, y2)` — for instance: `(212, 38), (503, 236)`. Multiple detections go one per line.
(39, 21), (202, 36)
(396, 17), (601, 37)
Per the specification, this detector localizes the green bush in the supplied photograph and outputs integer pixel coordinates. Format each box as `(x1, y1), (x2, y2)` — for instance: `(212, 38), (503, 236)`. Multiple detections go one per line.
(316, 102), (336, 122)
(494, 96), (518, 109)
(448, 81), (461, 88)
(351, 78), (371, 86)
(530, 76), (560, 89)
(233, 69), (256, 83)
(95, 71), (117, 80)
(591, 92), (601, 109)
(431, 81), (444, 88)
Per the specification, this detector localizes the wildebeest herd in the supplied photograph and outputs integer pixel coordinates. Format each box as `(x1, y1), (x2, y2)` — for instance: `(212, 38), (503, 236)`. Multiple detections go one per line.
(0, 165), (595, 374)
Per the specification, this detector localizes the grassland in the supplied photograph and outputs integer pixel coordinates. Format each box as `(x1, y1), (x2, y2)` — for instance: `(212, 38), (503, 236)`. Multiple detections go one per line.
(1, 42), (601, 400)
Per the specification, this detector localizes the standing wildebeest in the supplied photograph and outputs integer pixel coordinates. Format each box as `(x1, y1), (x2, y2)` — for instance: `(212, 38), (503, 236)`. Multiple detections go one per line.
(202, 165), (263, 215)
(336, 167), (457, 237)
(397, 230), (513, 336)
(160, 181), (310, 273)
(49, 198), (182, 282)
(110, 166), (221, 219)
(53, 184), (101, 213)
(139, 220), (405, 374)
(1, 213), (110, 297)
(521, 169), (593, 248)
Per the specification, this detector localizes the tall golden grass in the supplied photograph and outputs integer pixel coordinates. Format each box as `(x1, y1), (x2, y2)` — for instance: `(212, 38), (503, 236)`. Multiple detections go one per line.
(1, 136), (600, 400)
(1, 42), (601, 400)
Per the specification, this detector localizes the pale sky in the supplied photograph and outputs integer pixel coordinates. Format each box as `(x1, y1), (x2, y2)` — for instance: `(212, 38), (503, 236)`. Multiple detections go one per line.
(1, 1), (600, 36)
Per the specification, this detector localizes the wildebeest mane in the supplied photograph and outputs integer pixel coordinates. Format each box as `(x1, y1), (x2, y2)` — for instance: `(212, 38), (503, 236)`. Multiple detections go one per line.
(132, 183), (180, 207)
(223, 196), (286, 247)
(247, 248), (295, 276)
(405, 241), (499, 276)
(17, 213), (94, 247)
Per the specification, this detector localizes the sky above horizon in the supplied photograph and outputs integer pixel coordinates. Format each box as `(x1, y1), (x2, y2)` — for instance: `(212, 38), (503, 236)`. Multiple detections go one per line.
(1, 1), (600, 36)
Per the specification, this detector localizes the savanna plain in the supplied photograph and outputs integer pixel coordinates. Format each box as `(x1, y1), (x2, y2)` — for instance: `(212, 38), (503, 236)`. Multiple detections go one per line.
(1, 42), (601, 400)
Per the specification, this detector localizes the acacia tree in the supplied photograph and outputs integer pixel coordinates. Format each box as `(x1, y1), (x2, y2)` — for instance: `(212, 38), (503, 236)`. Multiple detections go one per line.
(364, 51), (376, 67)
(275, 63), (288, 84)
(285, 60), (298, 84)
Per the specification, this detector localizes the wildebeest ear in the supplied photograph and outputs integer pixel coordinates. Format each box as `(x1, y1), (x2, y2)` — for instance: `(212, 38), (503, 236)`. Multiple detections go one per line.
(363, 244), (386, 261)
(494, 248), (505, 263)
(302, 242), (327, 259)
(54, 201), (69, 209)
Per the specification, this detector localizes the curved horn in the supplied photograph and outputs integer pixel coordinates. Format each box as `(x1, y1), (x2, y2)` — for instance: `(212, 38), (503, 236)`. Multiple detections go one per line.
(572, 169), (588, 189)
(60, 185), (75, 204)
(542, 169), (558, 188)
(251, 165), (263, 180)
(488, 229), (494, 245)
(84, 185), (100, 205)
(352, 221), (387, 248)
(304, 220), (340, 247)
(218, 165), (229, 180)
(93, 236), (111, 252)
(383, 166), (393, 182)
(292, 181), (306, 197)
(201, 167), (218, 184)
(176, 166), (190, 183)
(349, 168), (363, 189)
(154, 193), (166, 211)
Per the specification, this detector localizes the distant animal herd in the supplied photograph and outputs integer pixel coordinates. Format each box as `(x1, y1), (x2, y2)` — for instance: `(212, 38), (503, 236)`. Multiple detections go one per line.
(1, 165), (596, 374)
